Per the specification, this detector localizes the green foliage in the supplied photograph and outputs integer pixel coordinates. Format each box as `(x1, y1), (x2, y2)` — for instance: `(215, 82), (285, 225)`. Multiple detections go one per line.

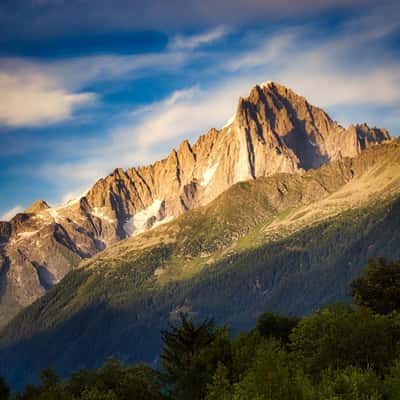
(205, 337), (317, 400)
(16, 359), (163, 400)
(317, 367), (382, 400)
(256, 312), (299, 343)
(290, 303), (400, 375)
(351, 258), (400, 314)
(78, 387), (118, 400)
(230, 338), (314, 400)
(230, 330), (264, 381)
(69, 359), (163, 400)
(384, 357), (400, 399)
(205, 363), (232, 400)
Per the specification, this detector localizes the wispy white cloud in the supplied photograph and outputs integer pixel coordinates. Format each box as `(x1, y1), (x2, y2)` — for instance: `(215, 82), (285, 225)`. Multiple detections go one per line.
(0, 38), (195, 127)
(34, 52), (188, 90)
(0, 205), (23, 221)
(228, 31), (297, 71)
(169, 26), (229, 50)
(0, 72), (94, 127)
(278, 67), (400, 108)
(110, 80), (249, 150)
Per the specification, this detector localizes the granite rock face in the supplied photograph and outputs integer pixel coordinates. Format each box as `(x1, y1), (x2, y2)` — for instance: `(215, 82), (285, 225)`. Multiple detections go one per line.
(0, 81), (391, 327)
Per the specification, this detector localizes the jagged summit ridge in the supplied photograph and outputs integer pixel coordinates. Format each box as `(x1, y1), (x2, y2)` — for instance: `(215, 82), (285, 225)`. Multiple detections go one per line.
(0, 81), (391, 327)
(85, 81), (390, 231)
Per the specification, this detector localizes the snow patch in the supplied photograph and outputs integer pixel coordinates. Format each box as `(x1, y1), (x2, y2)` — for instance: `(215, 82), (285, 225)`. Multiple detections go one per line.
(123, 199), (163, 236)
(201, 162), (219, 187)
(309, 139), (317, 147)
(222, 113), (236, 129)
(92, 207), (116, 224)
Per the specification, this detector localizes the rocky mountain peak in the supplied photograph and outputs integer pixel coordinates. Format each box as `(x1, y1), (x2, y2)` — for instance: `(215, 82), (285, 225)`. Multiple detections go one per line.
(25, 199), (50, 214)
(232, 81), (390, 171)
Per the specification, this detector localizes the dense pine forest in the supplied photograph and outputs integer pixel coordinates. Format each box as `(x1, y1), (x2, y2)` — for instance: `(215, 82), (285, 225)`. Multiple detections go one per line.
(1, 258), (400, 399)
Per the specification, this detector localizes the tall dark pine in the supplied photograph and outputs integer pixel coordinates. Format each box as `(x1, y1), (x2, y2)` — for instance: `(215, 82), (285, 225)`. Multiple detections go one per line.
(160, 313), (218, 400)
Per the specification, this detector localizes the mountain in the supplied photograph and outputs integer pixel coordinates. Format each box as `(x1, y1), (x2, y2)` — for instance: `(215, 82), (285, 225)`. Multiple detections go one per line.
(0, 139), (399, 389)
(0, 82), (391, 329)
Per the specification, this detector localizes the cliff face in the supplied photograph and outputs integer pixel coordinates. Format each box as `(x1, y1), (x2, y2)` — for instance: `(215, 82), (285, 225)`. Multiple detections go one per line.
(0, 81), (391, 327)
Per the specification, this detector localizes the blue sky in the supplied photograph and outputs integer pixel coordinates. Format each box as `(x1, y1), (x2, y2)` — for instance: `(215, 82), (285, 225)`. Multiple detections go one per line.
(0, 0), (399, 220)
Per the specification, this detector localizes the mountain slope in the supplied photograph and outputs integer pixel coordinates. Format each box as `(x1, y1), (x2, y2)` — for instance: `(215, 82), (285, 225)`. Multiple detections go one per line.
(0, 82), (391, 328)
(1, 141), (399, 389)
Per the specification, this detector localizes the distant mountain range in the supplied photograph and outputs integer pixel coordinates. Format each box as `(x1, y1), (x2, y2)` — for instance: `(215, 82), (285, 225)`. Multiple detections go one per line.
(0, 81), (398, 389)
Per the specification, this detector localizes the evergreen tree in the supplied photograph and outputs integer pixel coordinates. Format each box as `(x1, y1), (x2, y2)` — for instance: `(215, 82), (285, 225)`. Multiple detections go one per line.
(160, 313), (229, 400)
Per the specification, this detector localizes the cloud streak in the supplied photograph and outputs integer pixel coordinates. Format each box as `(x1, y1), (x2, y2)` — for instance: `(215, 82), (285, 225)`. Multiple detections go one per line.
(169, 26), (228, 50)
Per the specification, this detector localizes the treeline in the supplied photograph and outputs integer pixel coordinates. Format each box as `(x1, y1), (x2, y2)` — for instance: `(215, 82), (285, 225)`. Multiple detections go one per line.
(2, 258), (400, 399)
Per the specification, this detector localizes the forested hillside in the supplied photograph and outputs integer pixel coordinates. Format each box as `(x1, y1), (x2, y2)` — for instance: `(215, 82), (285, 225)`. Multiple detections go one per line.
(2, 259), (400, 399)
